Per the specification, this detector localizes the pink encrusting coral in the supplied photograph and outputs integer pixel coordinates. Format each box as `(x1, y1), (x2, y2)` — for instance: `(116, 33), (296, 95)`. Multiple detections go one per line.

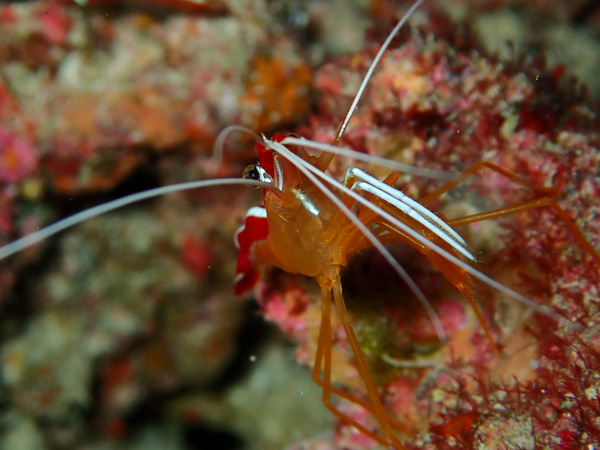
(253, 5), (600, 448)
(0, 127), (37, 184)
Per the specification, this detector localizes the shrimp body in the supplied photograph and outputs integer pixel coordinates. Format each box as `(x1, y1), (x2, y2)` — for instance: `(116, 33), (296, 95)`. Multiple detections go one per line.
(235, 137), (472, 293)
(232, 4), (600, 446)
(235, 136), (343, 292)
(234, 131), (479, 447)
(239, 144), (349, 283)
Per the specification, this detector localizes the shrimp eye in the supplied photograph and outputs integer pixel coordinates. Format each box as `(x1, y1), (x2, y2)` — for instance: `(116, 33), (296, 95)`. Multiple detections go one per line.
(243, 164), (261, 189)
(243, 163), (273, 187)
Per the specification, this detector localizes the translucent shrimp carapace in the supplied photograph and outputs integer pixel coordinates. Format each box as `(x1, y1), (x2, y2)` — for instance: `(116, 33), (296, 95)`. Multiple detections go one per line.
(234, 133), (344, 293)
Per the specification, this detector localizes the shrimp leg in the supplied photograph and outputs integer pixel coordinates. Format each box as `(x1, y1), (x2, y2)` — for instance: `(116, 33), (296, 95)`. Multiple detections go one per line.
(420, 161), (600, 266)
(312, 280), (408, 448)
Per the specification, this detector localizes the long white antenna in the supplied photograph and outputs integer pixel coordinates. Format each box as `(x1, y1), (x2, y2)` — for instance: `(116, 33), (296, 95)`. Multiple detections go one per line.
(333, 0), (425, 145)
(283, 136), (454, 180)
(210, 125), (263, 174)
(0, 179), (279, 260)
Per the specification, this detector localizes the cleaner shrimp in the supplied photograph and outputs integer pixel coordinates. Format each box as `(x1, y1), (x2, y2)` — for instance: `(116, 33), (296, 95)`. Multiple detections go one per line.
(2, 0), (600, 448)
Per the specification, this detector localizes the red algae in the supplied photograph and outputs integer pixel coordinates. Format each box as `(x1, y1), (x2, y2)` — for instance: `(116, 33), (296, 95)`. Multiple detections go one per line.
(58, 0), (232, 16)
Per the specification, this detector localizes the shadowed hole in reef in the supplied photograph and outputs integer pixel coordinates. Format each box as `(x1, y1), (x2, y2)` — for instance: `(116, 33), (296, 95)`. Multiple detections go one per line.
(203, 300), (272, 391)
(181, 302), (271, 449)
(49, 161), (163, 218)
(184, 424), (244, 450)
(342, 244), (451, 314)
(341, 244), (455, 361)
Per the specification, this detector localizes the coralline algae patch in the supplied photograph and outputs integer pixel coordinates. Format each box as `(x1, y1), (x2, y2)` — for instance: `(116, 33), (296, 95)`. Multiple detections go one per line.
(255, 11), (600, 450)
